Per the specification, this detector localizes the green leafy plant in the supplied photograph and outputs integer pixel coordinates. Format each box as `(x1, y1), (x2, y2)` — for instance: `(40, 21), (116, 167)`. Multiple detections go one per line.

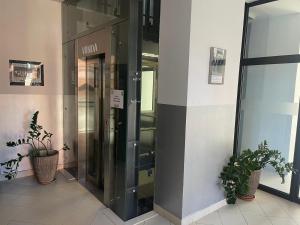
(220, 141), (295, 204)
(0, 111), (69, 180)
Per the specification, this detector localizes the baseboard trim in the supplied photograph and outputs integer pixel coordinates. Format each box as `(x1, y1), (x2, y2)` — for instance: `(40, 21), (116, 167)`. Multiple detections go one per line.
(181, 199), (227, 225)
(154, 199), (227, 225)
(154, 204), (182, 225)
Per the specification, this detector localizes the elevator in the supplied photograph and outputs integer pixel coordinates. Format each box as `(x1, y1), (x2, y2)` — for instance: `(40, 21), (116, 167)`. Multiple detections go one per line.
(62, 0), (160, 220)
(63, 19), (143, 220)
(76, 27), (115, 206)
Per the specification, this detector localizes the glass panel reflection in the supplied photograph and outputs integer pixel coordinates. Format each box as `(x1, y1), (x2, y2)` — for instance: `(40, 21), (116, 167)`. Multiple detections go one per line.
(77, 56), (105, 201)
(141, 71), (154, 112)
(62, 0), (128, 42)
(138, 69), (157, 214)
(138, 40), (159, 214)
(63, 41), (77, 178)
(238, 63), (300, 193)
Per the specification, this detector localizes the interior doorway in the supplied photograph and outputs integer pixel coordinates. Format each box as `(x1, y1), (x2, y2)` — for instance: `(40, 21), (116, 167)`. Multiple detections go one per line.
(76, 27), (115, 207)
(78, 55), (106, 200)
(235, 0), (300, 204)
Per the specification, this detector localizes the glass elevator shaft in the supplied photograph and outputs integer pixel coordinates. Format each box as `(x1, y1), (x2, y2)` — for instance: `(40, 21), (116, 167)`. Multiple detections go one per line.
(62, 0), (160, 221)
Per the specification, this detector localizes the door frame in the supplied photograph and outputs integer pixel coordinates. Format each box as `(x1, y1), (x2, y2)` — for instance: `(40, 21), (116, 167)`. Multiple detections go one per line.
(234, 0), (300, 203)
(75, 26), (114, 207)
(84, 56), (105, 188)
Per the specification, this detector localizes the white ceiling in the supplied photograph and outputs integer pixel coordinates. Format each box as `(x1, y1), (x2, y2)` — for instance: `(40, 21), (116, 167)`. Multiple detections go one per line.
(249, 0), (300, 18)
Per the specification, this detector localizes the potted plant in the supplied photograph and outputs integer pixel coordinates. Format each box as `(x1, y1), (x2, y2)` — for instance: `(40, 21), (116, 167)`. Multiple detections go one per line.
(220, 141), (295, 204)
(0, 111), (69, 184)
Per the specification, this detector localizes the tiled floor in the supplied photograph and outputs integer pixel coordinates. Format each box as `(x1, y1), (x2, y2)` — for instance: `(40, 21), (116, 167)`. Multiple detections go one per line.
(0, 172), (299, 225)
(194, 190), (300, 225)
(0, 172), (172, 225)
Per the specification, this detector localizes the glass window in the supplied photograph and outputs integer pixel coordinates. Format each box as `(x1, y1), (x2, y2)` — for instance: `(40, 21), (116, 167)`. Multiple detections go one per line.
(246, 0), (300, 58)
(62, 0), (129, 42)
(237, 63), (300, 193)
(63, 41), (77, 178)
(141, 71), (155, 112)
(137, 38), (159, 215)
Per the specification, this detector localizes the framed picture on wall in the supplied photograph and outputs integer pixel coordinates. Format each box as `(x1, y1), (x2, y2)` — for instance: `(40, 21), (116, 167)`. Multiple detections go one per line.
(9, 60), (44, 86)
(208, 47), (226, 85)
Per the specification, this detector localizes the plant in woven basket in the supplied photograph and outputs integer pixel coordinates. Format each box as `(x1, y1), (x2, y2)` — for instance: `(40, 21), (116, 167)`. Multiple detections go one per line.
(0, 111), (69, 180)
(220, 141), (295, 204)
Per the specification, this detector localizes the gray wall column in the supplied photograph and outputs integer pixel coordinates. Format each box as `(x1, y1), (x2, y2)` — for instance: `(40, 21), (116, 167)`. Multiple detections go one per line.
(154, 0), (192, 220)
(155, 0), (245, 222)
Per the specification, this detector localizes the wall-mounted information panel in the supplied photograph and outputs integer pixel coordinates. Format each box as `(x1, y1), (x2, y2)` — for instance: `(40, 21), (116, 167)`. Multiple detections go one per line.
(208, 47), (226, 85)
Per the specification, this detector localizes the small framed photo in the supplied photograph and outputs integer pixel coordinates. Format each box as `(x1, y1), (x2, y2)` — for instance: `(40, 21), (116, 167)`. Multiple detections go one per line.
(9, 60), (44, 86)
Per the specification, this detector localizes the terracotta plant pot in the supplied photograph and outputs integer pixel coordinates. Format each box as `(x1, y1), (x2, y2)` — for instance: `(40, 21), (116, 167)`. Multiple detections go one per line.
(239, 170), (261, 201)
(32, 150), (59, 184)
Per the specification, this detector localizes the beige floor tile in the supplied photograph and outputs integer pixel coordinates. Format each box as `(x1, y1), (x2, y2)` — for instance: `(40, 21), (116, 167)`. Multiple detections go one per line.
(293, 217), (300, 225)
(218, 206), (247, 225)
(269, 217), (298, 225)
(0, 205), (17, 225)
(143, 215), (172, 225)
(0, 182), (31, 195)
(194, 212), (222, 225)
(242, 212), (272, 225)
(260, 205), (289, 218)
(0, 193), (18, 206)
(237, 199), (264, 216)
(8, 206), (56, 225)
(7, 221), (49, 225)
(281, 202), (300, 220)
(2, 174), (300, 225)
(100, 208), (125, 225)
(91, 210), (115, 225)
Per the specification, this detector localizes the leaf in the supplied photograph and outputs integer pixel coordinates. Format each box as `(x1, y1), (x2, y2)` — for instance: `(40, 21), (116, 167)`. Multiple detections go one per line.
(6, 141), (16, 147)
(42, 134), (47, 141)
(63, 144), (70, 151)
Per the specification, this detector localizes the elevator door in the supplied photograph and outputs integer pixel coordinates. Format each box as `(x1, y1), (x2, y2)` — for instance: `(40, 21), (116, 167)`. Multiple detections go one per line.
(86, 56), (105, 193)
(78, 55), (106, 201)
(77, 27), (114, 208)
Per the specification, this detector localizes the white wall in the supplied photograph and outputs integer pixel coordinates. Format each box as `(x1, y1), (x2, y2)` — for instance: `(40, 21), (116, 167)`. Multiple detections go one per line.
(157, 0), (192, 106)
(182, 0), (245, 218)
(0, 0), (64, 179)
(186, 1), (244, 107)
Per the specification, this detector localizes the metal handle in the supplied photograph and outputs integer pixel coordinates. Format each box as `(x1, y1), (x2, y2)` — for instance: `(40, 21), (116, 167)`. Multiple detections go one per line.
(131, 99), (141, 104)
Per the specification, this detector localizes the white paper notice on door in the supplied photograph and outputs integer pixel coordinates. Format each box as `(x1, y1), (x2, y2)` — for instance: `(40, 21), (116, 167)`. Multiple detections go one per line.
(110, 89), (124, 109)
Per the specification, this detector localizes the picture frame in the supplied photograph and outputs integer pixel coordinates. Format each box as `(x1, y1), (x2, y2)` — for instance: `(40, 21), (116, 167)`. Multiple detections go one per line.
(208, 47), (226, 85)
(9, 60), (44, 86)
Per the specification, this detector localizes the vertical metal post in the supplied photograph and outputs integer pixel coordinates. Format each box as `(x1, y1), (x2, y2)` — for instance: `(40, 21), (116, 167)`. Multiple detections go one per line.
(233, 3), (249, 155)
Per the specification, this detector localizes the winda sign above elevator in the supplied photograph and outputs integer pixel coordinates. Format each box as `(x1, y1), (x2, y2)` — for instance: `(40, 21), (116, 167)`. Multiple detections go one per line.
(82, 43), (98, 56)
(77, 29), (109, 58)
